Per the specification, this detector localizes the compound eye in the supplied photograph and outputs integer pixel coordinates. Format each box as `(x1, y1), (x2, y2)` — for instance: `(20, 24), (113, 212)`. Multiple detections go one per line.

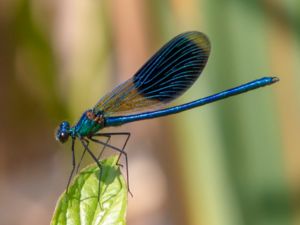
(56, 121), (70, 143)
(58, 131), (69, 143)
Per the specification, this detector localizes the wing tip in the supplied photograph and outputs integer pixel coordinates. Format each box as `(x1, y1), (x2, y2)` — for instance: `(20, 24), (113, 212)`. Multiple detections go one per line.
(181, 31), (211, 54)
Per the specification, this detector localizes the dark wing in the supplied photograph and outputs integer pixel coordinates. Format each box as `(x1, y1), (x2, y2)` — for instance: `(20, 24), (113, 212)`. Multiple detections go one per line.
(93, 31), (210, 116)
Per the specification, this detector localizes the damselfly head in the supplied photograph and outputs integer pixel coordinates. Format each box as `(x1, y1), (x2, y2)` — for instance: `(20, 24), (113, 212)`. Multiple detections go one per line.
(56, 121), (70, 143)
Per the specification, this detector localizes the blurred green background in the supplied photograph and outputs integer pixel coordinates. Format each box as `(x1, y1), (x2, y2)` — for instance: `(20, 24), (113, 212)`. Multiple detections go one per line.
(0, 0), (299, 225)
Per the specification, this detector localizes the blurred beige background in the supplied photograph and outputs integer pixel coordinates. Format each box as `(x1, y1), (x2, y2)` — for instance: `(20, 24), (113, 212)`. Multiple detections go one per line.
(0, 0), (299, 225)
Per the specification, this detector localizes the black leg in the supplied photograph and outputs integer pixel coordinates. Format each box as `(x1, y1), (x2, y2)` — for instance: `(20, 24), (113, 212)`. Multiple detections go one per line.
(97, 134), (111, 159)
(66, 138), (76, 192)
(76, 139), (89, 174)
(80, 138), (103, 203)
(93, 132), (130, 166)
(75, 135), (110, 174)
(89, 134), (133, 197)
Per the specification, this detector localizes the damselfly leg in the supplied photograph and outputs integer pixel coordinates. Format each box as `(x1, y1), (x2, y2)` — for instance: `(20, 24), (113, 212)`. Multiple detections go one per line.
(89, 132), (132, 196)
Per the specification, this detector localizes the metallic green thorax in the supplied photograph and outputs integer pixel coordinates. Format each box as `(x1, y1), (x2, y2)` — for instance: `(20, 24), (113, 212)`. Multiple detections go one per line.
(71, 110), (105, 137)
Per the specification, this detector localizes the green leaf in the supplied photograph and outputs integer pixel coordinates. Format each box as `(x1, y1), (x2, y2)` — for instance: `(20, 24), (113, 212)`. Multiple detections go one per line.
(51, 155), (127, 225)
